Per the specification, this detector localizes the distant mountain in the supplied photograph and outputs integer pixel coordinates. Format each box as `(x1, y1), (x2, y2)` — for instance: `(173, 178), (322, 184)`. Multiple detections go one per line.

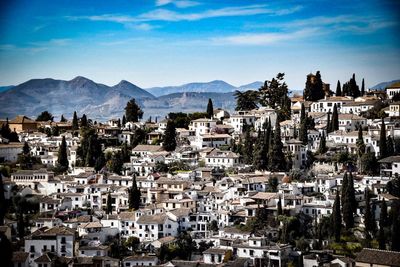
(147, 80), (236, 97)
(0, 85), (14, 92)
(0, 76), (155, 121)
(370, 79), (400, 90)
(237, 81), (263, 91)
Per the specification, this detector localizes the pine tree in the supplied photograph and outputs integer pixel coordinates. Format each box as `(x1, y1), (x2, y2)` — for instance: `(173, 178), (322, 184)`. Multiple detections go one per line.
(330, 104), (339, 132)
(242, 128), (253, 164)
(129, 174), (141, 210)
(80, 114), (88, 128)
(162, 120), (177, 152)
(336, 80), (342, 96)
(206, 98), (214, 119)
(380, 118), (388, 159)
(361, 78), (365, 96)
(125, 98), (144, 122)
(72, 111), (79, 130)
(57, 136), (69, 172)
(332, 190), (342, 242)
(268, 118), (286, 171)
(106, 192), (112, 214)
(364, 189), (376, 235)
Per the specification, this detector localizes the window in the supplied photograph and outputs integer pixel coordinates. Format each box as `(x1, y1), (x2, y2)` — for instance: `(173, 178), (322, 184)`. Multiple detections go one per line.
(61, 237), (66, 244)
(30, 245), (35, 252)
(126, 263), (131, 267)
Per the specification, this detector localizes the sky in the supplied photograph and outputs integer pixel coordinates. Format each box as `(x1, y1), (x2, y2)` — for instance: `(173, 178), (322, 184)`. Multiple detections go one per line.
(0, 0), (399, 90)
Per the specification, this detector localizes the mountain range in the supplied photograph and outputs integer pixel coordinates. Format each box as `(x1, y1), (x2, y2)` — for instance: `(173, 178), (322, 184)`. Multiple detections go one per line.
(0, 77), (397, 121)
(0, 77), (260, 121)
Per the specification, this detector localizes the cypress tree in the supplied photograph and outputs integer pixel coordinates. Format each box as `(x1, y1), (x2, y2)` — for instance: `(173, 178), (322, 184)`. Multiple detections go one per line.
(332, 190), (342, 242)
(60, 114), (67, 122)
(356, 127), (366, 173)
(206, 98), (214, 119)
(253, 129), (266, 170)
(348, 172), (357, 212)
(341, 172), (348, 203)
(318, 132), (326, 153)
(277, 197), (283, 216)
(300, 103), (306, 122)
(343, 173), (356, 229)
(0, 174), (5, 225)
(387, 136), (394, 156)
(364, 189), (376, 235)
(72, 111), (79, 130)
(361, 78), (365, 96)
(81, 114), (88, 128)
(57, 136), (69, 172)
(326, 112), (331, 133)
(380, 118), (388, 159)
(122, 115), (126, 126)
(129, 174), (141, 210)
(378, 224), (386, 250)
(162, 120), (177, 152)
(391, 201), (400, 251)
(380, 199), (388, 228)
(243, 128), (253, 164)
(268, 118), (286, 171)
(336, 80), (342, 96)
(106, 192), (112, 214)
(330, 104), (339, 132)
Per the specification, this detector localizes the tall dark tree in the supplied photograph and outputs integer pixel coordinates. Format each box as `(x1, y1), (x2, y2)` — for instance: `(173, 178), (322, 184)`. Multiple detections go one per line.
(57, 136), (69, 172)
(72, 111), (79, 130)
(336, 80), (342, 96)
(107, 151), (124, 175)
(242, 128), (253, 164)
(253, 129), (268, 170)
(77, 128), (102, 167)
(60, 115), (67, 122)
(23, 141), (30, 155)
(106, 192), (112, 214)
(364, 189), (376, 235)
(300, 103), (306, 122)
(277, 197), (283, 216)
(361, 78), (365, 96)
(52, 125), (59, 136)
(268, 118), (286, 171)
(259, 73), (291, 121)
(326, 112), (331, 133)
(380, 118), (388, 159)
(332, 190), (342, 242)
(206, 98), (214, 119)
(129, 174), (141, 210)
(303, 71), (325, 101)
(125, 98), (143, 122)
(318, 132), (327, 154)
(342, 172), (356, 229)
(0, 174), (5, 225)
(0, 231), (12, 267)
(378, 224), (386, 250)
(391, 201), (400, 251)
(330, 104), (339, 132)
(80, 114), (88, 128)
(387, 136), (394, 157)
(234, 90), (258, 111)
(342, 73), (360, 97)
(0, 118), (12, 140)
(94, 152), (106, 172)
(380, 199), (389, 228)
(299, 103), (308, 145)
(36, 111), (54, 121)
(122, 115), (126, 126)
(162, 120), (177, 152)
(357, 127), (366, 172)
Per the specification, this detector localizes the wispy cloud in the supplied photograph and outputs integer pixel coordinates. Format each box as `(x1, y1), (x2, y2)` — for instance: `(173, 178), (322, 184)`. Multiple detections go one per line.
(155, 0), (200, 8)
(0, 38), (70, 54)
(212, 28), (317, 45)
(67, 4), (302, 25)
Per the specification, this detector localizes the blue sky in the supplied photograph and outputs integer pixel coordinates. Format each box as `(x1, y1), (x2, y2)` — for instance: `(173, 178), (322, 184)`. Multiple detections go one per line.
(0, 0), (399, 90)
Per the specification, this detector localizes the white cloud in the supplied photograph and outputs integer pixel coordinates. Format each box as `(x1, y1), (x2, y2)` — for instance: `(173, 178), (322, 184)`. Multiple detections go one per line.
(156, 0), (200, 8)
(212, 28), (317, 45)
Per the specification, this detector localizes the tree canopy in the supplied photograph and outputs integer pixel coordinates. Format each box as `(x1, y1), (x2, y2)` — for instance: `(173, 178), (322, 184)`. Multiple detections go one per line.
(125, 98), (143, 122)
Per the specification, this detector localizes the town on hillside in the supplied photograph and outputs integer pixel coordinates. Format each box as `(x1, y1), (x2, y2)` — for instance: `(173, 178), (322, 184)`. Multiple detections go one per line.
(1, 72), (400, 267)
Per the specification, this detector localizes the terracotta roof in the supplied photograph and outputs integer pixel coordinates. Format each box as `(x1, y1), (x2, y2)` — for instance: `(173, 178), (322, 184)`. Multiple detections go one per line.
(356, 248), (400, 266)
(12, 251), (29, 262)
(137, 213), (168, 224)
(132, 144), (164, 152)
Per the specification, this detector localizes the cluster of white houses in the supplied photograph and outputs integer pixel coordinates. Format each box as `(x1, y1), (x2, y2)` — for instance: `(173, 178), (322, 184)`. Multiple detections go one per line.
(1, 84), (400, 267)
